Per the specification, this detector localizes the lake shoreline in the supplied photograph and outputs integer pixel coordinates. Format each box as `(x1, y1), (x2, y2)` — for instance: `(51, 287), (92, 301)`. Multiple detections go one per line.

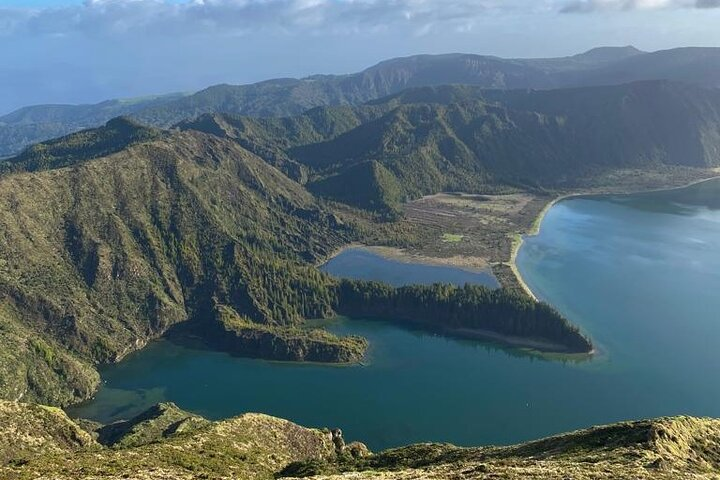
(323, 172), (720, 305)
(321, 249), (591, 355)
(508, 174), (720, 302)
(319, 174), (720, 358)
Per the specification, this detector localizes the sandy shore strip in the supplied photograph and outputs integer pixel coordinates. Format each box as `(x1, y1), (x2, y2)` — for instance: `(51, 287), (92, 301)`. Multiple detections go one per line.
(364, 245), (493, 272)
(504, 193), (575, 301)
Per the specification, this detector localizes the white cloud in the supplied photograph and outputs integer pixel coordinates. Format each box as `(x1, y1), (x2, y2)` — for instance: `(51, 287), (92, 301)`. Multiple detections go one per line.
(0, 0), (527, 38)
(560, 0), (720, 12)
(0, 0), (713, 39)
(0, 0), (718, 114)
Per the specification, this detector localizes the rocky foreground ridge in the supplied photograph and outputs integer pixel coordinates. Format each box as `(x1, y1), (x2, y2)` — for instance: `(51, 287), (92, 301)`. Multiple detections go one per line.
(1, 400), (719, 479)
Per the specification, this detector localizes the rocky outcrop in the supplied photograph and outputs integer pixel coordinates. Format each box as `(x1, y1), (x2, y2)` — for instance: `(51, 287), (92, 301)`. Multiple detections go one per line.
(0, 400), (338, 480)
(95, 402), (210, 448)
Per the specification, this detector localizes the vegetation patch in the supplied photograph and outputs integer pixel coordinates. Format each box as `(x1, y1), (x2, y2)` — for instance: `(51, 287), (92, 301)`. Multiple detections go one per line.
(441, 233), (464, 243)
(195, 303), (369, 363)
(334, 280), (592, 353)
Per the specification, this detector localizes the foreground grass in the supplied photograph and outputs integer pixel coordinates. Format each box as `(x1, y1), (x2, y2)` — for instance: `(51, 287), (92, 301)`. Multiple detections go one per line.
(2, 400), (720, 480)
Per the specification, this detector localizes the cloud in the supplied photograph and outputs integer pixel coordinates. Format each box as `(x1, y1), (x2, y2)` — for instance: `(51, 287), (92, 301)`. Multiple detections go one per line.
(2, 0), (714, 38)
(560, 0), (720, 12)
(0, 0), (532, 38)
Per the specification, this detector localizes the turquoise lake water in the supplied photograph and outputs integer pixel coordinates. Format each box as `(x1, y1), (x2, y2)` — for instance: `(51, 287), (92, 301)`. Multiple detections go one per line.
(67, 180), (720, 451)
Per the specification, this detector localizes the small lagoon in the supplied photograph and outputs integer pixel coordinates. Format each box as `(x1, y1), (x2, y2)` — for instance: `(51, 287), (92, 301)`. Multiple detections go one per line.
(321, 247), (499, 288)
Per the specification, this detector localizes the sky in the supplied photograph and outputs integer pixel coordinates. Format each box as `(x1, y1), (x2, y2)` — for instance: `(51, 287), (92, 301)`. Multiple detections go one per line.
(0, 0), (719, 114)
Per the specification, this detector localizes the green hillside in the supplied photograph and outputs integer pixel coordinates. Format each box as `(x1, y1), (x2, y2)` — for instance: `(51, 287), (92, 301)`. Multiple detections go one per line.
(1, 117), (165, 173)
(185, 81), (720, 211)
(0, 93), (186, 157)
(0, 126), (360, 405)
(2, 78), (718, 407)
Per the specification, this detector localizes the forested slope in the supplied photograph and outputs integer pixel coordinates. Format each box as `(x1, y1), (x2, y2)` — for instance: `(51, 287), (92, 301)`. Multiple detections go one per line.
(184, 81), (720, 212)
(0, 123), (360, 404)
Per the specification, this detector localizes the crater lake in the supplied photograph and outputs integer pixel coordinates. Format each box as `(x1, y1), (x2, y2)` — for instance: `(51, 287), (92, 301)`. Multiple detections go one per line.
(68, 180), (720, 451)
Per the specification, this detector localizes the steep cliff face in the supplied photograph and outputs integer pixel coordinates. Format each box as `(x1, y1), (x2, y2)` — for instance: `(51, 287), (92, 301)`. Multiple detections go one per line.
(1, 400), (719, 480)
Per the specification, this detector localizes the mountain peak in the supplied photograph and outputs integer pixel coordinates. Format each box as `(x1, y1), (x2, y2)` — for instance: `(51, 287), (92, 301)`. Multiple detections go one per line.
(104, 115), (149, 131)
(3, 115), (163, 174)
(574, 46), (645, 62)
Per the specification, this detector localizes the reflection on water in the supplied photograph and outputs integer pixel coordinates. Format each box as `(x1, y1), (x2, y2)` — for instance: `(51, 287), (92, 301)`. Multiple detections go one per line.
(320, 247), (499, 288)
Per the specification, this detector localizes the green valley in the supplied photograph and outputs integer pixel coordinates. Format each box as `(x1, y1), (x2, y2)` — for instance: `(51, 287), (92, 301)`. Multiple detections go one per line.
(3, 77), (720, 407)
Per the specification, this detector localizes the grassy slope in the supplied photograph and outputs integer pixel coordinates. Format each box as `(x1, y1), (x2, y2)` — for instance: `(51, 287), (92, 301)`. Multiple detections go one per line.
(0, 94), (186, 157)
(2, 400), (719, 480)
(0, 116), (165, 173)
(315, 416), (720, 479)
(0, 400), (338, 480)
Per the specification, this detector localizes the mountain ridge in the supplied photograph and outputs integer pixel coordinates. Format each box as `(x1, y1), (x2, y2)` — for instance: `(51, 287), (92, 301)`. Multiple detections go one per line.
(3, 46), (720, 156)
(182, 80), (720, 212)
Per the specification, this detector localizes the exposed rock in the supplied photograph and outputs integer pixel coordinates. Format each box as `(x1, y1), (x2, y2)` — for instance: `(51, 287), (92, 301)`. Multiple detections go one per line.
(95, 401), (210, 448)
(346, 441), (371, 459)
(331, 428), (346, 453)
